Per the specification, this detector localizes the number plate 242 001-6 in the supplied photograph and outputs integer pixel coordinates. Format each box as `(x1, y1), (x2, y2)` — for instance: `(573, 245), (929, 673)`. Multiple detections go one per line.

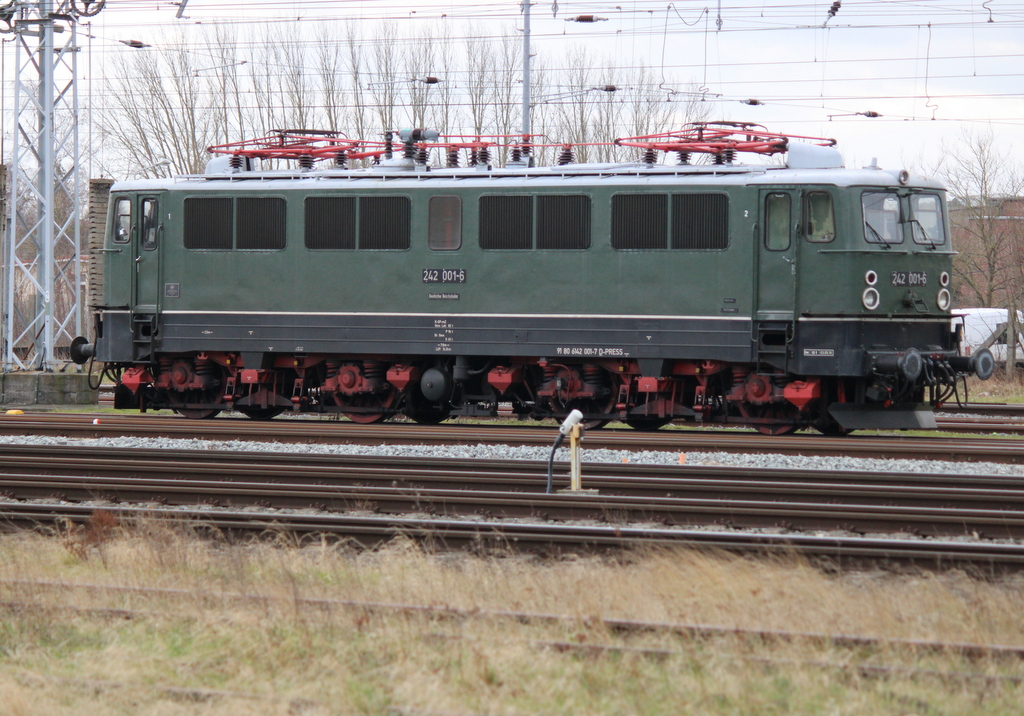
(890, 271), (927, 287)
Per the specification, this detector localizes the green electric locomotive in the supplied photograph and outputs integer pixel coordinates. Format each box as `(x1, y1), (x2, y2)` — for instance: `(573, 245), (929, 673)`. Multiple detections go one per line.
(73, 122), (994, 433)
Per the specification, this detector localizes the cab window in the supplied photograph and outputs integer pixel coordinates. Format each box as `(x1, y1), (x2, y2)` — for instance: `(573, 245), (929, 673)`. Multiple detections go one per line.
(862, 191), (903, 245)
(113, 198), (132, 244)
(140, 198), (159, 250)
(764, 193), (790, 250)
(910, 194), (945, 245)
(804, 191), (835, 243)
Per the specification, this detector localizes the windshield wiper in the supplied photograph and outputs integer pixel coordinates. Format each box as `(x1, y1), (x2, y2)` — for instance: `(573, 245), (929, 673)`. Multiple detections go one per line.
(909, 218), (937, 250)
(864, 221), (892, 249)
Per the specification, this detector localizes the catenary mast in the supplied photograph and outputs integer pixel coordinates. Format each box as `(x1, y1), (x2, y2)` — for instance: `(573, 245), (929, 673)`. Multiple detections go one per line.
(1, 0), (102, 370)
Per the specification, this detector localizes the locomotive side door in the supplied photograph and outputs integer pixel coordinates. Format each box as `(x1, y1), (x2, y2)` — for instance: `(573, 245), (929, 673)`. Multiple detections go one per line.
(755, 189), (798, 319)
(132, 194), (165, 314)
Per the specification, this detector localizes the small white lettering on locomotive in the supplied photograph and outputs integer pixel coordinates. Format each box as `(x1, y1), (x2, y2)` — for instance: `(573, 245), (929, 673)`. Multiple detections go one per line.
(557, 346), (628, 357)
(803, 348), (835, 357)
(428, 293), (459, 300)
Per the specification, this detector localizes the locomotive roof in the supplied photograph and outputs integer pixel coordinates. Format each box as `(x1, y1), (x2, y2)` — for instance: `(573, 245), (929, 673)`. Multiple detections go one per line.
(114, 163), (945, 193)
(113, 160), (945, 193)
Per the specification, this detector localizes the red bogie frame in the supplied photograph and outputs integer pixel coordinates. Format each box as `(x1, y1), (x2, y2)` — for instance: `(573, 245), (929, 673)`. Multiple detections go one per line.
(125, 348), (840, 434)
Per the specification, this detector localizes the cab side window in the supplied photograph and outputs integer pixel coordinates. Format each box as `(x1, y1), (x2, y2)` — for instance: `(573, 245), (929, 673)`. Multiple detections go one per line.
(140, 198), (159, 250)
(804, 191), (835, 243)
(765, 193), (791, 250)
(113, 198), (132, 244)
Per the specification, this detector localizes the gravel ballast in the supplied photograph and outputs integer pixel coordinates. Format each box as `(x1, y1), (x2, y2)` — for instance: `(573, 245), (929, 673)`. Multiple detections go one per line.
(2, 433), (1023, 477)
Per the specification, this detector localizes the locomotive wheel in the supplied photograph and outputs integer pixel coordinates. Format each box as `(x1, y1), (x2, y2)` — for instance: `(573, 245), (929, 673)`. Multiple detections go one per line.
(409, 407), (451, 425)
(237, 406), (287, 420)
(334, 390), (398, 424)
(816, 423), (853, 437)
(407, 402), (451, 425)
(814, 418), (853, 437)
(567, 401), (614, 430)
(624, 416), (672, 431)
(403, 387), (452, 425)
(167, 390), (222, 419)
(550, 373), (617, 429)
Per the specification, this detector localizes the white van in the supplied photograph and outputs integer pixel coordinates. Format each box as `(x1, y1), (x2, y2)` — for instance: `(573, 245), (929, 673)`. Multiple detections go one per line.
(952, 308), (1024, 365)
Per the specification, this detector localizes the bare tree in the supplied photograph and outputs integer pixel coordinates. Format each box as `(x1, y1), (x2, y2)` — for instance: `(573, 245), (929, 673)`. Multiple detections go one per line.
(939, 129), (1024, 375)
(368, 22), (401, 134)
(343, 23), (371, 146)
(101, 36), (220, 176)
(464, 27), (493, 138)
(940, 130), (1024, 308)
(403, 26), (437, 129)
(492, 29), (523, 154)
(426, 22), (457, 137)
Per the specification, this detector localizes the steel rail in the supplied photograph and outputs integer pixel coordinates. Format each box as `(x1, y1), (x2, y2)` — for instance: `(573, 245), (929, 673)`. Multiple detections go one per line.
(4, 444), (1024, 538)
(942, 403), (1024, 418)
(3, 413), (1024, 462)
(4, 441), (1024, 506)
(4, 501), (1024, 565)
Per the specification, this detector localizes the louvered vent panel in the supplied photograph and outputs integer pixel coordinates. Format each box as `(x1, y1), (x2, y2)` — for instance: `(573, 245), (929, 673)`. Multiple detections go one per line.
(183, 197), (233, 249)
(359, 196), (411, 250)
(304, 196), (356, 249)
(536, 195), (591, 250)
(672, 193), (728, 249)
(479, 195), (532, 249)
(611, 194), (667, 249)
(237, 197), (286, 250)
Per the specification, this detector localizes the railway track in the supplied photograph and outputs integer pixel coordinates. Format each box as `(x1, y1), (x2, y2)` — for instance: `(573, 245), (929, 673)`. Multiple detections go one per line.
(944, 402), (1024, 418)
(3, 412), (1024, 463)
(8, 578), (1024, 661)
(8, 501), (1024, 566)
(1, 444), (1023, 564)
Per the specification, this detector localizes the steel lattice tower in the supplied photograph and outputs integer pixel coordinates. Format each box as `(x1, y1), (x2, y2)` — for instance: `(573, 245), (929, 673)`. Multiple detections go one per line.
(2, 0), (102, 370)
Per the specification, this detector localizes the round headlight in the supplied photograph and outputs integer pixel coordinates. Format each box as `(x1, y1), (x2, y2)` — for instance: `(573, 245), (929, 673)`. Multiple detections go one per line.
(940, 271), (950, 287)
(936, 288), (951, 311)
(862, 287), (880, 310)
(865, 269), (878, 286)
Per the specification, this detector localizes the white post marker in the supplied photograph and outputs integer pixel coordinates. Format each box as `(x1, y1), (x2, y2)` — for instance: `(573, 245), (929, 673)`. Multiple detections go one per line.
(569, 422), (582, 491)
(544, 410), (599, 494)
(546, 410), (582, 493)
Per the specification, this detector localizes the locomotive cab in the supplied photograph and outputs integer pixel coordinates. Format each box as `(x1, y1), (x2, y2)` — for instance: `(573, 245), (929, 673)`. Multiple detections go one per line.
(780, 169), (991, 430)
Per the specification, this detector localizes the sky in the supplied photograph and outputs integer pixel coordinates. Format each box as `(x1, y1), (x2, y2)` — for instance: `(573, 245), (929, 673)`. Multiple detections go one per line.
(24, 0), (1024, 178)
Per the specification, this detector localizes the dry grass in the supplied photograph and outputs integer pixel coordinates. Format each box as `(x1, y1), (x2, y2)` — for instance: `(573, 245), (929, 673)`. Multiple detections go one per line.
(967, 372), (1024, 403)
(0, 519), (1022, 714)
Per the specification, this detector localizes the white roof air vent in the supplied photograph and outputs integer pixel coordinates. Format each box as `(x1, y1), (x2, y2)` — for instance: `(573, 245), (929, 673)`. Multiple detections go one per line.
(786, 142), (844, 170)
